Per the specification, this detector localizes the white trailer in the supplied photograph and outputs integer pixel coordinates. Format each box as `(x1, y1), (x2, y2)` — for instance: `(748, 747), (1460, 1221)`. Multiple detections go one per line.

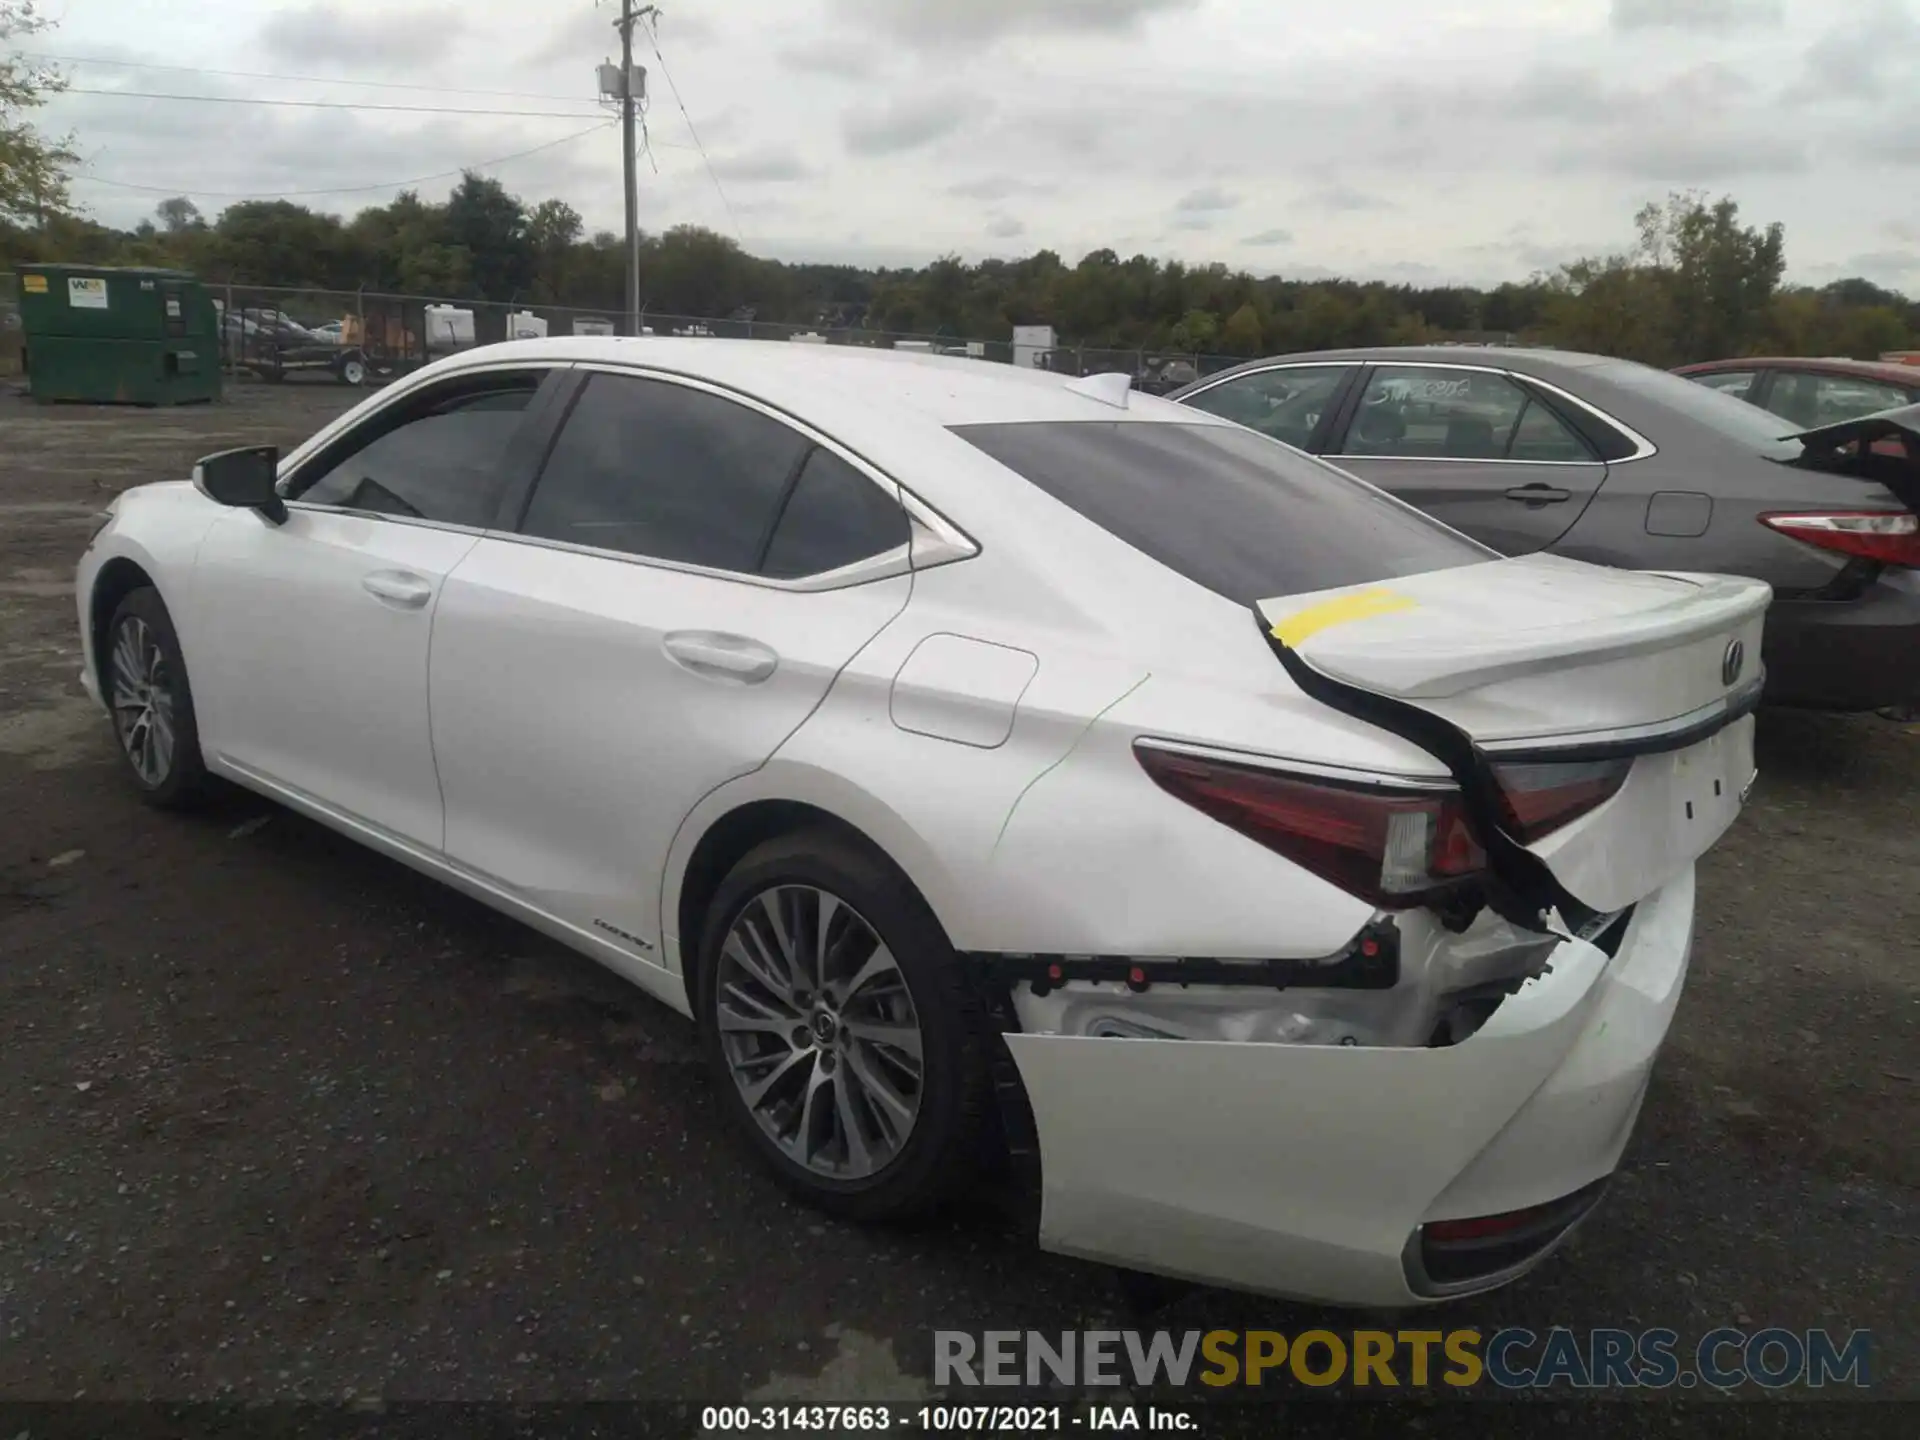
(1012, 324), (1057, 369)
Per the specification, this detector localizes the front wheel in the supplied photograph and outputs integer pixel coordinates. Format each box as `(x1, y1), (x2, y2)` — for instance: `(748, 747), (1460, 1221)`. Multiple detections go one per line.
(696, 830), (996, 1221)
(104, 587), (211, 809)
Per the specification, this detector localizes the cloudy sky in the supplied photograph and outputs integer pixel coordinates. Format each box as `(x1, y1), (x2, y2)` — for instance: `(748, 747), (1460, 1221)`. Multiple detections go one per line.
(26, 0), (1920, 288)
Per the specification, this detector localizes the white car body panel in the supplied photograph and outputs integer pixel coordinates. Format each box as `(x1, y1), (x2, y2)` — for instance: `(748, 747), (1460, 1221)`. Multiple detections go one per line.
(1007, 869), (1691, 1306)
(1257, 553), (1770, 736)
(889, 634), (1040, 749)
(429, 535), (911, 957)
(74, 338), (1763, 1305)
(190, 506), (480, 850)
(1527, 717), (1753, 913)
(1256, 556), (1769, 911)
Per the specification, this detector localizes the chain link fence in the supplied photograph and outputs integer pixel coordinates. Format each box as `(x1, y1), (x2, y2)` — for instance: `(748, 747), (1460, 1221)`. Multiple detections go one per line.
(3, 272), (1250, 391)
(201, 282), (1247, 392)
(0, 273), (21, 378)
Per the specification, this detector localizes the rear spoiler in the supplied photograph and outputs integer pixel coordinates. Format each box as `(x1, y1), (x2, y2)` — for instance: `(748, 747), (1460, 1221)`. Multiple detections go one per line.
(1782, 402), (1920, 510)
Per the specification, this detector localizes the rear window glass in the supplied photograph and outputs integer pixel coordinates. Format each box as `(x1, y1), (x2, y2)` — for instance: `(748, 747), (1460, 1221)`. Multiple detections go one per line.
(953, 421), (1491, 605)
(1586, 358), (1802, 458)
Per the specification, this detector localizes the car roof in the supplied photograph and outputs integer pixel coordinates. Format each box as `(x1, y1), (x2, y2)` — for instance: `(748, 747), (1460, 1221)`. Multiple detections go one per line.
(1673, 356), (1920, 387)
(1193, 345), (1626, 382)
(431, 336), (1220, 429)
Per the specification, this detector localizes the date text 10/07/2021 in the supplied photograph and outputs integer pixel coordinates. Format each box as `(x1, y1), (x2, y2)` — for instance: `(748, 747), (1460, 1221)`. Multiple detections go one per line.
(700, 1405), (1197, 1433)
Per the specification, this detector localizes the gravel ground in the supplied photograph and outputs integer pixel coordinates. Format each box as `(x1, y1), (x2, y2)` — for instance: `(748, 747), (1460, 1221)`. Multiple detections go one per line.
(0, 381), (1915, 1428)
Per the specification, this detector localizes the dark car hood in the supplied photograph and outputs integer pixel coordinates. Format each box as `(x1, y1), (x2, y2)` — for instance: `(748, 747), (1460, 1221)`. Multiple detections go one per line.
(1783, 401), (1920, 511)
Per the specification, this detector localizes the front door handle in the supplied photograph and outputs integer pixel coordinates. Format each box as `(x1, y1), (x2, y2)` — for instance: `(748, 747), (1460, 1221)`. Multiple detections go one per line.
(361, 570), (434, 609)
(663, 631), (779, 684)
(1504, 483), (1572, 505)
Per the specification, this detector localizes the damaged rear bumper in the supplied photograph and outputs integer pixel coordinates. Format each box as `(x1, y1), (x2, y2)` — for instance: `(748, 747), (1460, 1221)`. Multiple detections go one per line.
(1000, 867), (1694, 1307)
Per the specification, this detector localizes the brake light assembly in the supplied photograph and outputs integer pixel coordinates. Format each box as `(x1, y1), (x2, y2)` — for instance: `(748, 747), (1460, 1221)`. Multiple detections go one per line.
(1134, 743), (1629, 912)
(1759, 509), (1920, 567)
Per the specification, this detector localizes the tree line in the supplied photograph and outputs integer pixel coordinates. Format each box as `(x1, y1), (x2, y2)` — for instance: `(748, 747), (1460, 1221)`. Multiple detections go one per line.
(6, 178), (1912, 368)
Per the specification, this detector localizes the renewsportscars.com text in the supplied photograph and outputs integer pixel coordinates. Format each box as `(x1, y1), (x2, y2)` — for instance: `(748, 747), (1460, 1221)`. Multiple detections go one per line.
(934, 1327), (1872, 1391)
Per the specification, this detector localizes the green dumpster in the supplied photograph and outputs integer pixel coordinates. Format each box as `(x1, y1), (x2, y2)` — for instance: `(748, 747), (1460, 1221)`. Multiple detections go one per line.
(16, 264), (221, 405)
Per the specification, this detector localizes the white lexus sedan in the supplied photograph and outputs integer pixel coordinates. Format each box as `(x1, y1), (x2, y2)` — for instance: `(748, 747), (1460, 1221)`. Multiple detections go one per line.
(76, 339), (1767, 1306)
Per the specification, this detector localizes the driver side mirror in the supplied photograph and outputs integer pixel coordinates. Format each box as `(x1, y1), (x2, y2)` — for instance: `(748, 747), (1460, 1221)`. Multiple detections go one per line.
(193, 445), (286, 525)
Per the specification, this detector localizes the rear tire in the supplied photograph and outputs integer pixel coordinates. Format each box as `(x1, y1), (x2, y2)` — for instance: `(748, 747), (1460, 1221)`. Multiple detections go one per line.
(104, 587), (212, 810)
(696, 829), (995, 1221)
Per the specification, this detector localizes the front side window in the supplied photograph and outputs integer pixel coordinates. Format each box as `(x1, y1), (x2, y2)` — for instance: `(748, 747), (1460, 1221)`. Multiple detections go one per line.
(1339, 367), (1591, 462)
(292, 375), (542, 526)
(954, 420), (1490, 606)
(1182, 366), (1351, 450)
(521, 374), (809, 572)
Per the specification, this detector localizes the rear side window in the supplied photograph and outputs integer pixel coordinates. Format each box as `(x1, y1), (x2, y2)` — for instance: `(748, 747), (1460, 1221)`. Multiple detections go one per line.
(954, 421), (1490, 605)
(1508, 397), (1596, 461)
(521, 374), (809, 572)
(1181, 365), (1352, 450)
(761, 448), (910, 579)
(1339, 366), (1594, 462)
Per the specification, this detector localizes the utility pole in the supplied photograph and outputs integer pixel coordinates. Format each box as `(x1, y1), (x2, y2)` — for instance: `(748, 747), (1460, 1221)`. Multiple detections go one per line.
(602, 2), (657, 337)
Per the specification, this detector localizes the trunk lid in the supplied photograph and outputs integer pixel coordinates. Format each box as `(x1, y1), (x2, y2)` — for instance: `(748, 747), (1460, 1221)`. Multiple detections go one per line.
(1258, 553), (1769, 742)
(1256, 554), (1770, 917)
(1782, 400), (1920, 513)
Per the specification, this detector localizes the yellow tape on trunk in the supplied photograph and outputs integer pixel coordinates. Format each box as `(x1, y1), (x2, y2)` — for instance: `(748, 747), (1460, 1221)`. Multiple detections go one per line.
(1269, 588), (1417, 647)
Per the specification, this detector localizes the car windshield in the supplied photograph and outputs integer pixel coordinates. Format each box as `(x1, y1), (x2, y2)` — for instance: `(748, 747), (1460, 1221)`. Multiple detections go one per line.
(952, 420), (1493, 606)
(1591, 358), (1803, 458)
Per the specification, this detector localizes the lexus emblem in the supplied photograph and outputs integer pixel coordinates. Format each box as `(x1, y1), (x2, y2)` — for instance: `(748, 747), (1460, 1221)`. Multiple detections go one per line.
(1721, 639), (1745, 687)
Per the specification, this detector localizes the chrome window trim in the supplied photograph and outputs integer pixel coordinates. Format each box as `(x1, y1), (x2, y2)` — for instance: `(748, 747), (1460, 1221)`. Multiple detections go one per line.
(275, 357), (556, 495)
(1319, 360), (1659, 466)
(492, 359), (979, 592)
(493, 530), (919, 593)
(270, 355), (981, 594)
(1132, 736), (1455, 791)
(1323, 455), (1605, 468)
(280, 503), (489, 538)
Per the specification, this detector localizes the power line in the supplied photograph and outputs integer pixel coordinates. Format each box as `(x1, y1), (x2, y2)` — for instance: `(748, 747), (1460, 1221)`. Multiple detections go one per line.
(69, 121), (617, 201)
(21, 51), (593, 103)
(60, 86), (606, 120)
(642, 16), (744, 244)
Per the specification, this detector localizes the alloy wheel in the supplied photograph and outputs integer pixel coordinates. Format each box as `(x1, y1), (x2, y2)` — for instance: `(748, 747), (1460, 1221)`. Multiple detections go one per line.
(715, 884), (925, 1181)
(109, 616), (176, 786)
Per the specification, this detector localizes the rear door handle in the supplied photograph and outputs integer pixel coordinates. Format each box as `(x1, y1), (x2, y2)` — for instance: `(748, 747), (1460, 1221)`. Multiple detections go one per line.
(1504, 483), (1572, 505)
(361, 570), (434, 609)
(663, 631), (779, 684)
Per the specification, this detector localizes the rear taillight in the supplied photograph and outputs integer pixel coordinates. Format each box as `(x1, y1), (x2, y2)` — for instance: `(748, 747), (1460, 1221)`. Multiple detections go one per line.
(1134, 745), (1486, 908)
(1489, 759), (1632, 843)
(1424, 1204), (1557, 1243)
(1760, 510), (1920, 567)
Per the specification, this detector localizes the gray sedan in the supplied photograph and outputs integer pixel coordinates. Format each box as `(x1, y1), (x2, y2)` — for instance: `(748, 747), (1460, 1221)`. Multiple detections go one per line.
(1172, 346), (1920, 713)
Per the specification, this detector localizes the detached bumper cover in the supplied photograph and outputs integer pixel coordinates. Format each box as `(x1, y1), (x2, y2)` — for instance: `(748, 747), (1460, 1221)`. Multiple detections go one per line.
(1003, 868), (1694, 1307)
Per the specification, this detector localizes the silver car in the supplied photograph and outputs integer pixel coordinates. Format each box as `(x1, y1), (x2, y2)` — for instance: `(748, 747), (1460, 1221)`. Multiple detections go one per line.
(1173, 346), (1920, 713)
